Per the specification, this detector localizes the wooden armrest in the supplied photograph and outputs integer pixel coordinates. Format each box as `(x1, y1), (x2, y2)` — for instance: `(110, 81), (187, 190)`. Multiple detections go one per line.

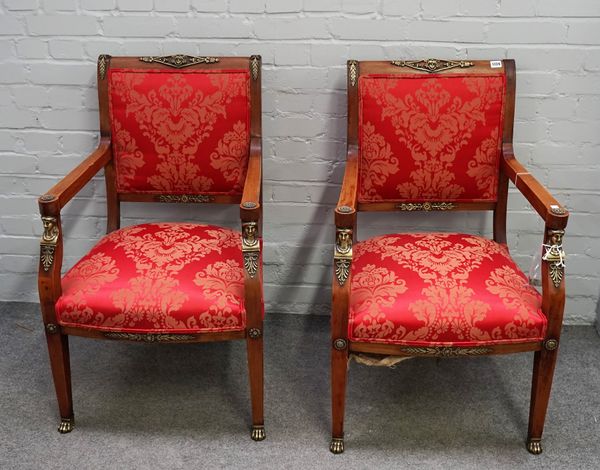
(335, 145), (359, 227)
(501, 146), (568, 229)
(39, 138), (112, 213)
(240, 137), (262, 222)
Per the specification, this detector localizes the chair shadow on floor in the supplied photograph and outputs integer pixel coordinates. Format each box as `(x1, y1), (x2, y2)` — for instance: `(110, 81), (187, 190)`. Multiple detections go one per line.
(58, 336), (251, 438)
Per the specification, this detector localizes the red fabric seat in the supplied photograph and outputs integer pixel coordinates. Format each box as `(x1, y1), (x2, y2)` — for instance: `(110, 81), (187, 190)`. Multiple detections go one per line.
(349, 233), (545, 347)
(56, 223), (246, 334)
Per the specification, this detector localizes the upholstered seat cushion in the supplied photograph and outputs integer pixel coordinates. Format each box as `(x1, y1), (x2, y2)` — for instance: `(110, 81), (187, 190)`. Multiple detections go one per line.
(349, 233), (545, 347)
(55, 223), (246, 334)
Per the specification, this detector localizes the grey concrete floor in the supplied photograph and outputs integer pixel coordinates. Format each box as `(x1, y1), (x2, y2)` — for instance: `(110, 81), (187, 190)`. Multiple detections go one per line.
(1, 302), (598, 469)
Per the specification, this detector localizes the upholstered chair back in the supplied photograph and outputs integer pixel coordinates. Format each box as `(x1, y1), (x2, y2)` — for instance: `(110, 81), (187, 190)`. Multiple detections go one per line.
(108, 66), (250, 195)
(358, 72), (506, 204)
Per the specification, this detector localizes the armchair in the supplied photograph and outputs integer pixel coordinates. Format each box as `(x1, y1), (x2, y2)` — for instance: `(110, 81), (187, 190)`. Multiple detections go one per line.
(38, 55), (266, 440)
(330, 59), (568, 454)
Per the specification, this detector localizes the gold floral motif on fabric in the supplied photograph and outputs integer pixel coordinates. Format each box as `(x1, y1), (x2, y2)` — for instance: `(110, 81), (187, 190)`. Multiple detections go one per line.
(361, 76), (504, 200)
(210, 120), (249, 192)
(485, 266), (544, 339)
(467, 128), (500, 199)
(359, 122), (399, 200)
(59, 253), (120, 325)
(113, 120), (144, 187)
(350, 233), (544, 344)
(111, 72), (247, 192)
(194, 259), (245, 329)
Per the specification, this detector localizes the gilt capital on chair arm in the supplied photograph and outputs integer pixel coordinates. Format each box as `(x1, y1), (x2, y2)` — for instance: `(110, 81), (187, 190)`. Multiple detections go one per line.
(39, 216), (59, 272)
(334, 228), (353, 286)
(242, 222), (260, 278)
(543, 229), (566, 289)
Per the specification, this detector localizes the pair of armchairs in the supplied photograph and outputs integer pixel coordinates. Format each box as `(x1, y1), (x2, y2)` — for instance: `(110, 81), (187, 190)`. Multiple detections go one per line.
(37, 55), (568, 455)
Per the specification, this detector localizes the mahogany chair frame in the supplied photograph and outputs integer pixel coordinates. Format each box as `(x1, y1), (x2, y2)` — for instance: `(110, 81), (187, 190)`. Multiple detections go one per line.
(37, 55), (266, 440)
(330, 59), (569, 454)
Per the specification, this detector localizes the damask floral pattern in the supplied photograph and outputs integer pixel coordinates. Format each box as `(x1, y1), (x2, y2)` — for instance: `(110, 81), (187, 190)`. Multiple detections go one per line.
(349, 233), (546, 346)
(467, 128), (500, 199)
(109, 69), (250, 194)
(55, 223), (248, 333)
(209, 120), (249, 192)
(358, 74), (505, 202)
(359, 122), (399, 200)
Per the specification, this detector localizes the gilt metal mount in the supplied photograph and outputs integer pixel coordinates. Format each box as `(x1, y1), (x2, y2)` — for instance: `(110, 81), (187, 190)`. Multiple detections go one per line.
(45, 323), (58, 334)
(158, 194), (215, 203)
(103, 332), (195, 342)
(527, 438), (542, 455)
(58, 417), (74, 434)
(333, 338), (348, 351)
(542, 230), (566, 288)
(242, 222), (260, 278)
(396, 202), (455, 211)
(334, 228), (352, 286)
(544, 339), (559, 351)
(248, 328), (262, 339)
(251, 425), (266, 441)
(348, 60), (358, 87)
(391, 59), (474, 73)
(98, 54), (111, 80)
(330, 438), (344, 454)
(550, 205), (567, 215)
(250, 55), (260, 81)
(337, 205), (353, 214)
(139, 55), (219, 68)
(40, 216), (59, 272)
(400, 346), (493, 357)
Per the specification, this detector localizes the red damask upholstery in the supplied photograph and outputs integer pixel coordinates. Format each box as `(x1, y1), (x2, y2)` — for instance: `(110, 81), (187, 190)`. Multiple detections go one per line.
(349, 233), (545, 347)
(55, 223), (247, 333)
(109, 68), (250, 195)
(358, 74), (505, 203)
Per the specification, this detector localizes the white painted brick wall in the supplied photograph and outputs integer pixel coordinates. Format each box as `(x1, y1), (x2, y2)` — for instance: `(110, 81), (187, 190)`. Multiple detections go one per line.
(1, 0), (599, 325)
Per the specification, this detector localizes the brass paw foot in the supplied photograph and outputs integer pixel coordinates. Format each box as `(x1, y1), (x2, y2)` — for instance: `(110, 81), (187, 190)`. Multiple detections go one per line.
(58, 417), (74, 434)
(527, 438), (542, 455)
(251, 425), (266, 441)
(330, 438), (344, 454)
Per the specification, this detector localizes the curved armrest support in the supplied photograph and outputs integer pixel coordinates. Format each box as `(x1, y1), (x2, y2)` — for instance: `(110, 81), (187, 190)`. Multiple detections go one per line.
(40, 138), (112, 212)
(501, 145), (568, 229)
(240, 137), (263, 328)
(331, 145), (359, 341)
(502, 146), (569, 339)
(37, 138), (112, 323)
